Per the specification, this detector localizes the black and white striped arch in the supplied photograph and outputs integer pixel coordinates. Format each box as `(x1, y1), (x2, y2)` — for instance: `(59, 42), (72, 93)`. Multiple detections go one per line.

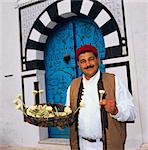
(24, 0), (127, 71)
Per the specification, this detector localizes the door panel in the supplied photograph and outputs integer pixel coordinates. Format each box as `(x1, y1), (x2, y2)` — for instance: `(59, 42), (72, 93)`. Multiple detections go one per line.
(44, 16), (105, 138)
(44, 22), (76, 138)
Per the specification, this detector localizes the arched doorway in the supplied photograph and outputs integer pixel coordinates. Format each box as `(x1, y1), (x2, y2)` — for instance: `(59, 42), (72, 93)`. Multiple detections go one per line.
(44, 16), (105, 138)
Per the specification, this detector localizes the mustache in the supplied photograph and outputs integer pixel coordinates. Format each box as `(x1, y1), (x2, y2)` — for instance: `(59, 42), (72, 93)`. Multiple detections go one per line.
(84, 65), (94, 69)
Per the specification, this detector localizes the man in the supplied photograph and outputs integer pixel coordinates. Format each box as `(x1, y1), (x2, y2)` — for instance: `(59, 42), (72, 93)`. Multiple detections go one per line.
(66, 44), (136, 150)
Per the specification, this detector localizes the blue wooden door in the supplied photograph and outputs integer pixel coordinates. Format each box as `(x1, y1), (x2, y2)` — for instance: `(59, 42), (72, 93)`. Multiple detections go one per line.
(44, 16), (105, 138)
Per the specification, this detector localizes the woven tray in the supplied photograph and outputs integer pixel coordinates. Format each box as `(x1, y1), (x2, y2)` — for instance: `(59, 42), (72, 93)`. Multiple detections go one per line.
(24, 104), (77, 128)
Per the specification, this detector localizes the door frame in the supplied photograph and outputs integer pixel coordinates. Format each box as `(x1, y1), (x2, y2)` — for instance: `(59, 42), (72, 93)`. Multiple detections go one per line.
(21, 0), (141, 146)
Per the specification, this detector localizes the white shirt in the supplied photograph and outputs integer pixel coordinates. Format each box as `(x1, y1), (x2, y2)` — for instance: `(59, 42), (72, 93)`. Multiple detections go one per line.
(78, 71), (102, 139)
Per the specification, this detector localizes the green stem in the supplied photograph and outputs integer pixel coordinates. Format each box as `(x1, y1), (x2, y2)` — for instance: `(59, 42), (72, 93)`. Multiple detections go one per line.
(20, 109), (27, 116)
(74, 106), (80, 114)
(54, 106), (59, 117)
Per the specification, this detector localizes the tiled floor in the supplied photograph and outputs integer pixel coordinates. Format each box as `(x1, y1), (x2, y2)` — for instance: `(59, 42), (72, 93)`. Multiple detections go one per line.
(0, 145), (47, 150)
(0, 144), (148, 150)
(140, 144), (148, 150)
(0, 145), (70, 150)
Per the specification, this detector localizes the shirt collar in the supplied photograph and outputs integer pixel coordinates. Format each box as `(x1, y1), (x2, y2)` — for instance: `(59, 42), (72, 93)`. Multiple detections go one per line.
(83, 69), (100, 83)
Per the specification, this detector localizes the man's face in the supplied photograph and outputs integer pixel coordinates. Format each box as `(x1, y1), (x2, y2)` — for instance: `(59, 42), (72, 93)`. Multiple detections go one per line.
(77, 52), (100, 79)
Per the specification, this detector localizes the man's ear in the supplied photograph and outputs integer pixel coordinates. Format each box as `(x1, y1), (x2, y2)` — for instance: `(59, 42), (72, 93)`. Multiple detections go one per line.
(97, 57), (100, 64)
(77, 61), (80, 67)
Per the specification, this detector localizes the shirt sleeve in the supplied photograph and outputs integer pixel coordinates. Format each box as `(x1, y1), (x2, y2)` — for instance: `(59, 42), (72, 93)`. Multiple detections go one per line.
(111, 75), (136, 122)
(65, 85), (71, 106)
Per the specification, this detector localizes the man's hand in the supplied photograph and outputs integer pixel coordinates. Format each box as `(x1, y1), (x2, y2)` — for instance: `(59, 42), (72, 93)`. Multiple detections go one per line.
(99, 99), (118, 115)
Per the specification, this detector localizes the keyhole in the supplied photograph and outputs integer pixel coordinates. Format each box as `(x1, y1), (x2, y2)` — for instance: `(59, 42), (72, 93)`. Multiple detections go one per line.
(64, 53), (71, 63)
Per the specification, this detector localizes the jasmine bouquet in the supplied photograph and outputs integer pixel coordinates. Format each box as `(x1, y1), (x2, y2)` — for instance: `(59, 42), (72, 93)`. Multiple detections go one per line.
(13, 90), (85, 128)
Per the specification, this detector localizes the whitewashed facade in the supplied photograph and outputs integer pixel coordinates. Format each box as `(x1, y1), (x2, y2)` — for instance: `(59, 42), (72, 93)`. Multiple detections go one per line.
(0, 0), (147, 149)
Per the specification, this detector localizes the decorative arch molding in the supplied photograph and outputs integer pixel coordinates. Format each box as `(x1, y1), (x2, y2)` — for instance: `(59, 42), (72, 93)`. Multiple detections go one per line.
(24, 0), (125, 71)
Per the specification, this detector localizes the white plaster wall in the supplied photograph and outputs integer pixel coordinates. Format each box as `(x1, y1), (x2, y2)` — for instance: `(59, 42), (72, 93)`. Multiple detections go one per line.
(0, 0), (147, 149)
(0, 1), (41, 147)
(124, 0), (148, 145)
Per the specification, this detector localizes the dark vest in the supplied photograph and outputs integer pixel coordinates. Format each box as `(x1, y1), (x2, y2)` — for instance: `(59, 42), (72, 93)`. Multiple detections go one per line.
(69, 72), (126, 150)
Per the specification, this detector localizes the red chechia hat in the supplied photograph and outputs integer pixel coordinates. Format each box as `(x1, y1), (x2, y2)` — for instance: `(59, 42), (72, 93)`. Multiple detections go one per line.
(76, 44), (98, 60)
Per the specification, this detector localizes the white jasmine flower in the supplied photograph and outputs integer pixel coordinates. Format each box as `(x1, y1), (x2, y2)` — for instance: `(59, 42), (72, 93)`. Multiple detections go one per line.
(49, 113), (55, 118)
(16, 104), (22, 110)
(74, 100), (85, 114)
(26, 108), (32, 116)
(59, 112), (67, 117)
(31, 114), (35, 117)
(42, 105), (47, 109)
(99, 90), (105, 94)
(13, 99), (19, 105)
(32, 90), (38, 95)
(29, 105), (37, 110)
(99, 90), (105, 101)
(36, 115), (41, 118)
(37, 105), (42, 109)
(16, 94), (22, 100)
(46, 106), (53, 112)
(79, 100), (85, 107)
(64, 106), (72, 114)
(39, 90), (44, 94)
